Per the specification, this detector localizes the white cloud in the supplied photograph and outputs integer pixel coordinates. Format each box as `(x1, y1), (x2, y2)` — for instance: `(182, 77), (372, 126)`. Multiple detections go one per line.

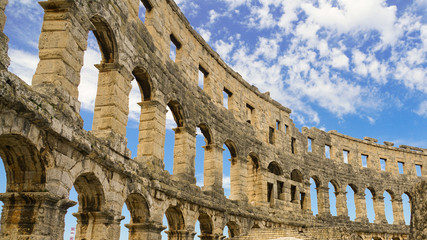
(416, 101), (427, 117)
(213, 40), (234, 61)
(223, 176), (230, 190)
(8, 48), (38, 85)
(78, 36), (102, 111)
(196, 27), (211, 42)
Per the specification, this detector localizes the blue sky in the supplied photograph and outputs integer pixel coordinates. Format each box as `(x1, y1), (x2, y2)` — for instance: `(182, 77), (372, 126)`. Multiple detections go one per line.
(0, 0), (424, 239)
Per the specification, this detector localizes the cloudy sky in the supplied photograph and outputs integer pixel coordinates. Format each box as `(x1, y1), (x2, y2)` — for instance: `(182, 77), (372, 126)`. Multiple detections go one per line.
(4, 0), (427, 148)
(0, 0), (423, 238)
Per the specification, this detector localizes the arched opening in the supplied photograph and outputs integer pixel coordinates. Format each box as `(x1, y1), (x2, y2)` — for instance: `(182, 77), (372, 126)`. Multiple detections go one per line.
(64, 187), (79, 239)
(133, 67), (152, 101)
(365, 188), (376, 223)
(328, 182), (337, 216)
(126, 69), (145, 158)
(290, 169), (303, 183)
(267, 161), (283, 175)
(71, 173), (107, 239)
(247, 153), (260, 205)
(402, 193), (411, 225)
(163, 206), (185, 239)
(0, 134), (45, 192)
(290, 169), (303, 207)
(223, 140), (238, 198)
(346, 185), (357, 221)
(164, 100), (185, 175)
(310, 177), (320, 216)
(79, 17), (116, 131)
(224, 221), (240, 238)
(196, 124), (213, 187)
(197, 212), (213, 239)
(384, 191), (394, 224)
(122, 193), (150, 239)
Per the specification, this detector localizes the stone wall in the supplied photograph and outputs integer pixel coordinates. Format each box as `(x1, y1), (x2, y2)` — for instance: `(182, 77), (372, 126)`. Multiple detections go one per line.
(0, 0), (425, 239)
(410, 181), (427, 240)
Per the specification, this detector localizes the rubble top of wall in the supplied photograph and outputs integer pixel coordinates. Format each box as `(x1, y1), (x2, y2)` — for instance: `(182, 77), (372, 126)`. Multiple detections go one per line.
(328, 130), (426, 155)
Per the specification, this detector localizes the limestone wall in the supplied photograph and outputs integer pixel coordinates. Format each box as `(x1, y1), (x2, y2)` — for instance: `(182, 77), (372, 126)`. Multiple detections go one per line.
(0, 0), (425, 239)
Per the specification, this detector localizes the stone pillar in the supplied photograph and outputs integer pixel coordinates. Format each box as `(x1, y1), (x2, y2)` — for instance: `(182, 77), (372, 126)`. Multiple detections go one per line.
(125, 221), (166, 240)
(0, 192), (76, 240)
(172, 126), (196, 184)
(392, 197), (405, 225)
(33, 1), (89, 114)
(317, 186), (331, 217)
(136, 100), (167, 168)
(73, 210), (123, 240)
(336, 191), (348, 218)
(355, 192), (369, 223)
(92, 64), (132, 139)
(166, 230), (196, 240)
(229, 156), (248, 202)
(202, 144), (224, 194)
(303, 182), (312, 214)
(0, 0), (9, 70)
(374, 196), (387, 224)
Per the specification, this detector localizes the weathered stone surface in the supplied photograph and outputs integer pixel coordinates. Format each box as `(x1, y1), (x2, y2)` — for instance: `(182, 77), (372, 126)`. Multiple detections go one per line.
(410, 181), (427, 240)
(0, 0), (425, 240)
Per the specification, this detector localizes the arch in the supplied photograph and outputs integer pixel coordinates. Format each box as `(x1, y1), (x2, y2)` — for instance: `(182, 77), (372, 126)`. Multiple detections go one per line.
(267, 161), (283, 176)
(402, 192), (411, 225)
(198, 123), (213, 145)
(310, 177), (320, 215)
(383, 190), (394, 224)
(328, 181), (338, 216)
(90, 15), (118, 63)
(290, 169), (303, 183)
(0, 134), (45, 192)
(125, 193), (150, 224)
(224, 139), (238, 158)
(225, 221), (240, 238)
(248, 152), (259, 170)
(165, 206), (185, 231)
(73, 172), (106, 212)
(132, 66), (153, 101)
(167, 100), (185, 127)
(346, 185), (357, 221)
(366, 186), (377, 198)
(365, 188), (375, 223)
(198, 212), (213, 236)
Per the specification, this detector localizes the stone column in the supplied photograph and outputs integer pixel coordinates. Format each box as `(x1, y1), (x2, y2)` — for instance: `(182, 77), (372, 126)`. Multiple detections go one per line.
(202, 144), (224, 194)
(92, 64), (132, 139)
(172, 126), (196, 184)
(317, 186), (331, 217)
(392, 197), (405, 225)
(336, 191), (348, 218)
(229, 156), (248, 202)
(355, 192), (369, 223)
(125, 221), (166, 240)
(166, 230), (196, 240)
(136, 100), (167, 169)
(0, 0), (9, 70)
(33, 1), (89, 114)
(303, 182), (312, 214)
(374, 196), (387, 224)
(0, 192), (76, 240)
(73, 210), (123, 240)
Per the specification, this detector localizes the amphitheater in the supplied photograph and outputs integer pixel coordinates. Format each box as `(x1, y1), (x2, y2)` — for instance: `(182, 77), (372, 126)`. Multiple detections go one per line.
(0, 0), (426, 239)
